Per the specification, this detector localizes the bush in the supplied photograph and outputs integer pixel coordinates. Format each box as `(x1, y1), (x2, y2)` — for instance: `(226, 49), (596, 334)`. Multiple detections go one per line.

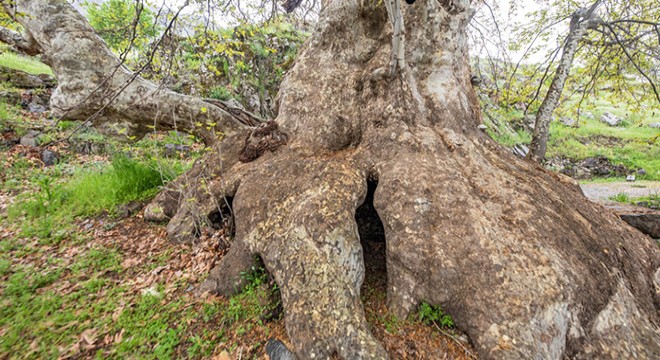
(418, 303), (454, 328)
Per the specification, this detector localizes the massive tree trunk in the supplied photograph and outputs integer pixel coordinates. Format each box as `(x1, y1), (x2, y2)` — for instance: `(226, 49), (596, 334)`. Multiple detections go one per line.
(5, 0), (660, 359)
(528, 2), (601, 162)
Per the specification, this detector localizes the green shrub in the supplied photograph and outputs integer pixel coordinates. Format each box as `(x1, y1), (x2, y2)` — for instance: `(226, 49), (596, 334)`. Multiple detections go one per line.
(418, 303), (454, 328)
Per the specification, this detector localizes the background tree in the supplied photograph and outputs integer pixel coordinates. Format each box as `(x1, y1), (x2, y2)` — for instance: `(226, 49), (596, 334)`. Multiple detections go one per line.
(1, 1), (659, 359)
(499, 0), (660, 162)
(84, 0), (158, 55)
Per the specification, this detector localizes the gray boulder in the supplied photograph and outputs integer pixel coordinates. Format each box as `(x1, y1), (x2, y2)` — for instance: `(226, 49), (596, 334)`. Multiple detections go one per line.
(266, 339), (296, 360)
(648, 122), (660, 129)
(0, 66), (46, 88)
(28, 103), (47, 114)
(0, 90), (22, 105)
(19, 130), (40, 147)
(559, 116), (577, 127)
(619, 214), (660, 239)
(41, 149), (58, 166)
(512, 144), (529, 158)
(600, 112), (622, 126)
(164, 144), (191, 158)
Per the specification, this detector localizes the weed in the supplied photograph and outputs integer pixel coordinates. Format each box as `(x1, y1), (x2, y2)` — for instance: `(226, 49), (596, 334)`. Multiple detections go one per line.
(418, 303), (455, 328)
(380, 313), (402, 334)
(609, 192), (631, 203)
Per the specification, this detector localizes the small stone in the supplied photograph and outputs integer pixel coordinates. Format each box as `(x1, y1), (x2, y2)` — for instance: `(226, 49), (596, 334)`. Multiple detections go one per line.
(478, 124), (487, 130)
(648, 122), (660, 129)
(141, 286), (161, 298)
(637, 169), (647, 176)
(214, 351), (231, 360)
(41, 149), (58, 166)
(626, 174), (636, 182)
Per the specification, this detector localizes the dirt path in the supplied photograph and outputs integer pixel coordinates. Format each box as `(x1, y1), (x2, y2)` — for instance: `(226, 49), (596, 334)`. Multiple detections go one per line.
(580, 181), (660, 203)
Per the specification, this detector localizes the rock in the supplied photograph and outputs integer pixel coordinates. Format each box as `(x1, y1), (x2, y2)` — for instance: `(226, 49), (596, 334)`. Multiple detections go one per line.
(19, 130), (40, 147)
(0, 66), (45, 88)
(583, 112), (595, 120)
(266, 339), (296, 360)
(582, 156), (628, 178)
(477, 124), (487, 130)
(599, 112), (622, 127)
(559, 116), (577, 127)
(648, 122), (660, 129)
(224, 98), (245, 110)
(28, 103), (47, 113)
(41, 149), (58, 166)
(513, 102), (526, 111)
(37, 74), (57, 87)
(511, 115), (536, 132)
(512, 144), (529, 158)
(637, 169), (647, 176)
(619, 214), (660, 239)
(164, 144), (191, 158)
(626, 174), (636, 182)
(141, 286), (161, 298)
(71, 141), (107, 155)
(0, 90), (22, 105)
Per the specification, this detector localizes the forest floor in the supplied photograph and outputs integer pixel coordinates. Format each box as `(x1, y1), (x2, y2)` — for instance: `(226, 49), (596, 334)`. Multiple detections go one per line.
(0, 142), (476, 359)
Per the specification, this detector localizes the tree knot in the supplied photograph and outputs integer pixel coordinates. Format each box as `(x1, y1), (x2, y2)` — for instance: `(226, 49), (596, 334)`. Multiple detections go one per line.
(239, 121), (289, 163)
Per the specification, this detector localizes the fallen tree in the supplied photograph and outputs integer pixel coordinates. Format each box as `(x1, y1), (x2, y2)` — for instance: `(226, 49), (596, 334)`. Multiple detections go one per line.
(2, 0), (659, 359)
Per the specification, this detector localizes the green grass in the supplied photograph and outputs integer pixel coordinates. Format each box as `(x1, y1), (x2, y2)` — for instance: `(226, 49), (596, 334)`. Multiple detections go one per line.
(0, 101), (27, 134)
(609, 192), (659, 208)
(6, 155), (186, 243)
(609, 192), (631, 203)
(0, 51), (53, 75)
(0, 227), (279, 359)
(65, 155), (182, 215)
(547, 118), (659, 180)
(483, 98), (660, 180)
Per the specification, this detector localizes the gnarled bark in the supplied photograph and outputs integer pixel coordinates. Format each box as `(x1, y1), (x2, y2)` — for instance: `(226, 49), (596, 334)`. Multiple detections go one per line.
(165, 1), (659, 358)
(6, 1), (659, 359)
